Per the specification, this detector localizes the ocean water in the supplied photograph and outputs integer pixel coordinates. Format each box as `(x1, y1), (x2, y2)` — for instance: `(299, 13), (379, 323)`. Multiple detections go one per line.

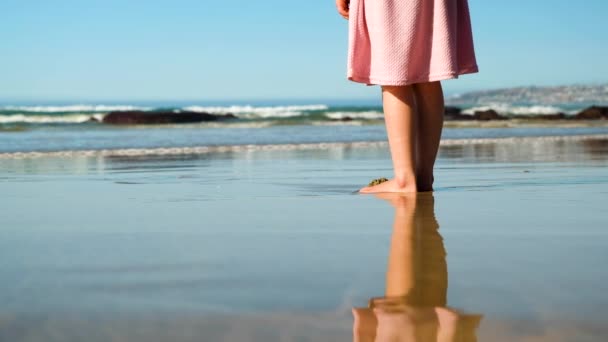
(1, 101), (608, 156)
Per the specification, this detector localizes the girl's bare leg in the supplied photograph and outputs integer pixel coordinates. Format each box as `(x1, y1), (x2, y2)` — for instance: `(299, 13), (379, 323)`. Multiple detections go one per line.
(360, 86), (418, 193)
(412, 81), (445, 192)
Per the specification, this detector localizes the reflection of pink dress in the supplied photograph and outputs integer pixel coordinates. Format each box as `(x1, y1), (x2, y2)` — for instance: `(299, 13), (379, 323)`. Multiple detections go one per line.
(347, 0), (479, 86)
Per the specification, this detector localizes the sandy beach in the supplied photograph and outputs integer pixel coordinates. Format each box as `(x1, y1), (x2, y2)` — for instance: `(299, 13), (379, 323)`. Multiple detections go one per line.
(1, 135), (607, 341)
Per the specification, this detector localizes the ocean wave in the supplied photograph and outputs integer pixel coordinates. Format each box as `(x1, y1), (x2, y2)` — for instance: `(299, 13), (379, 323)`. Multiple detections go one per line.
(0, 105), (150, 113)
(183, 105), (329, 118)
(0, 102), (592, 125)
(462, 103), (575, 116)
(324, 111), (384, 120)
(0, 114), (100, 124)
(2, 134), (606, 159)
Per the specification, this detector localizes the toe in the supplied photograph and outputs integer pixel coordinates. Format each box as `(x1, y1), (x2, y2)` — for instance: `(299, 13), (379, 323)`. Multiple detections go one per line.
(358, 186), (372, 193)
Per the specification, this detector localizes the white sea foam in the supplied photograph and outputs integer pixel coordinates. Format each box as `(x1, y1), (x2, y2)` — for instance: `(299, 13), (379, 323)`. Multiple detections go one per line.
(324, 111), (384, 120)
(1, 134), (606, 159)
(0, 114), (96, 124)
(0, 105), (150, 113)
(183, 105), (329, 118)
(0, 104), (332, 123)
(462, 103), (574, 116)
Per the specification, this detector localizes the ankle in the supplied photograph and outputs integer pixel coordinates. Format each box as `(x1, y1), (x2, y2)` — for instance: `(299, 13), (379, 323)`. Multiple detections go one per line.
(395, 174), (416, 188)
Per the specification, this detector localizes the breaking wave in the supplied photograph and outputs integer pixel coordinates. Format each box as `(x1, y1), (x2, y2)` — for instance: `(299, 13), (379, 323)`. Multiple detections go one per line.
(183, 105), (329, 119)
(0, 104), (337, 123)
(324, 111), (384, 120)
(0, 114), (103, 124)
(0, 102), (596, 125)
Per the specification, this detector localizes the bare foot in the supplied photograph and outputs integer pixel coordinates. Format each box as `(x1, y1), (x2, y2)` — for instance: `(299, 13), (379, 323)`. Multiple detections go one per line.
(359, 179), (417, 194)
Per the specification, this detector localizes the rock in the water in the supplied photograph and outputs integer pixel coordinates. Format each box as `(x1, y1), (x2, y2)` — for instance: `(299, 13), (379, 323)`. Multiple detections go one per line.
(575, 106), (608, 120)
(330, 116), (354, 122)
(444, 106), (462, 116)
(102, 111), (237, 125)
(533, 112), (567, 120)
(444, 106), (474, 120)
(473, 109), (506, 121)
(512, 113), (567, 120)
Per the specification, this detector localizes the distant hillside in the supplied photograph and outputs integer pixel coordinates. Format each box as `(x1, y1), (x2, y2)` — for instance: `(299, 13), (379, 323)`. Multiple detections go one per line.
(447, 84), (608, 105)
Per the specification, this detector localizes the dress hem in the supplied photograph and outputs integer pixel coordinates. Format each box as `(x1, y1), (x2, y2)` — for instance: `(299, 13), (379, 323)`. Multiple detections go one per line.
(347, 65), (479, 86)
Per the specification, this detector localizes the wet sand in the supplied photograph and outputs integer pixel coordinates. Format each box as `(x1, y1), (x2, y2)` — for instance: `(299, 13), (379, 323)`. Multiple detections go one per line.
(1, 136), (608, 341)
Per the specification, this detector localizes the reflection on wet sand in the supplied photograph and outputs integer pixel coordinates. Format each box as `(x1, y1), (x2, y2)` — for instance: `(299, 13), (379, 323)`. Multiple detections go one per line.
(2, 137), (608, 176)
(439, 137), (608, 163)
(353, 193), (482, 342)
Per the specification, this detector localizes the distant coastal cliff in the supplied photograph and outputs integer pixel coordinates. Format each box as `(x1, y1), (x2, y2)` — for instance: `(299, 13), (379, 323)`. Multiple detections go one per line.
(447, 84), (608, 105)
(443, 105), (608, 121)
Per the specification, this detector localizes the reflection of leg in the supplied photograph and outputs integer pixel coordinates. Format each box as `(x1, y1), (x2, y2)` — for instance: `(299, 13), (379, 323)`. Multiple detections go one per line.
(377, 193), (447, 306)
(414, 193), (447, 307)
(413, 82), (445, 192)
(382, 193), (417, 298)
(353, 193), (482, 342)
(360, 86), (417, 194)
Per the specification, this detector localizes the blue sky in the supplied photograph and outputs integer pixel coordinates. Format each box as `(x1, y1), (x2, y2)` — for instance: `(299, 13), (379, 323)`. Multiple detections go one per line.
(1, 0), (607, 102)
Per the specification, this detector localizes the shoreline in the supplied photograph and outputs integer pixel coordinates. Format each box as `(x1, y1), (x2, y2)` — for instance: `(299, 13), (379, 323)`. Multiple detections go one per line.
(2, 133), (607, 160)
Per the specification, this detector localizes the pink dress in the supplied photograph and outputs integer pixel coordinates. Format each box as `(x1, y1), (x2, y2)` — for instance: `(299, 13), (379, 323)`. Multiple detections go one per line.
(347, 0), (479, 86)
